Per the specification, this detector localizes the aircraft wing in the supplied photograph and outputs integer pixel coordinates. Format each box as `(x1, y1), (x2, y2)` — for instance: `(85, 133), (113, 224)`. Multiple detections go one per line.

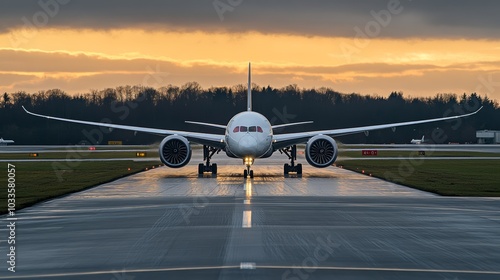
(22, 106), (225, 149)
(185, 121), (226, 129)
(272, 107), (483, 150)
(272, 121), (314, 129)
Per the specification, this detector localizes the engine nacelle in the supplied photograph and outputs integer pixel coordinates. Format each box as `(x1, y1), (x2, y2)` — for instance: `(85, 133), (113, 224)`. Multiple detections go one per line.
(159, 135), (192, 168)
(305, 135), (338, 168)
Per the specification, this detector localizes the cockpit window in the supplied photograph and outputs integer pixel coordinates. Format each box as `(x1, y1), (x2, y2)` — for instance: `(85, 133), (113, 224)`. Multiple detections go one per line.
(233, 126), (264, 133)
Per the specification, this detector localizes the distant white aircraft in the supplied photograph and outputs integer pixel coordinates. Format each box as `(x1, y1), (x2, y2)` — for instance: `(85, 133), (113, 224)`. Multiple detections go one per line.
(411, 135), (425, 144)
(23, 64), (483, 178)
(0, 138), (14, 145)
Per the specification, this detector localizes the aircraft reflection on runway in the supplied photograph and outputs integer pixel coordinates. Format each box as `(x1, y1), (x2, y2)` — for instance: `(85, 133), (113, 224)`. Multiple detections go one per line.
(244, 180), (253, 200)
(243, 180), (253, 228)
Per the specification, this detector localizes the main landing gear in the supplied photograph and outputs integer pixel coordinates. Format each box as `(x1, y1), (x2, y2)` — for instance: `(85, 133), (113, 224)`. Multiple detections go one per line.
(280, 145), (302, 176)
(198, 145), (220, 176)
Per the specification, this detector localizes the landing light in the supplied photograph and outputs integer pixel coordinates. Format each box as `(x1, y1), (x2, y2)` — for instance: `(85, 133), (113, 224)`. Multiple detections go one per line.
(244, 157), (254, 165)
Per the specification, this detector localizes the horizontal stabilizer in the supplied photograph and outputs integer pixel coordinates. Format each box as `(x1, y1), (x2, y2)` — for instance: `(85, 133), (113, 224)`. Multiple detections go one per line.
(272, 121), (314, 129)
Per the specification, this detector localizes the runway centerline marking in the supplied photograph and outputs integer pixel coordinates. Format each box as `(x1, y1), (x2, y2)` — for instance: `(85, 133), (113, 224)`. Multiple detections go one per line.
(242, 210), (252, 228)
(240, 262), (256, 269)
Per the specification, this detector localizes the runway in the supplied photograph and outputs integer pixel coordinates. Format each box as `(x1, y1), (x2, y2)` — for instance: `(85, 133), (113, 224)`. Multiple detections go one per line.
(2, 153), (500, 279)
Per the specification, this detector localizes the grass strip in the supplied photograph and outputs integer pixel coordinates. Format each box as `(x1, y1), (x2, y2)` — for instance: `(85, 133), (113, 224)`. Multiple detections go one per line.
(336, 159), (500, 196)
(0, 160), (161, 214)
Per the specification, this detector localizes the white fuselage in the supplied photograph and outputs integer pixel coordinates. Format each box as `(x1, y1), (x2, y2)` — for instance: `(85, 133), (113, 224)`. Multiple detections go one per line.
(0, 138), (14, 145)
(225, 111), (273, 159)
(411, 136), (424, 144)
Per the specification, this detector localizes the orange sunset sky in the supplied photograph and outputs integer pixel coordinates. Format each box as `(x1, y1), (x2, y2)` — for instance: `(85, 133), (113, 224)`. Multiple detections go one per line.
(1, 0), (500, 99)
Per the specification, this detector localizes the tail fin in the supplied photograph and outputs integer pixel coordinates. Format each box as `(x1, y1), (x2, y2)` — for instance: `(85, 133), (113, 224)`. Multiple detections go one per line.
(247, 63), (252, 111)
(422, 135), (425, 141)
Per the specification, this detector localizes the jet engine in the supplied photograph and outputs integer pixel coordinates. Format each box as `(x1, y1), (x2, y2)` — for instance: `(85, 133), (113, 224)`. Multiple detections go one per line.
(305, 135), (338, 168)
(159, 135), (192, 168)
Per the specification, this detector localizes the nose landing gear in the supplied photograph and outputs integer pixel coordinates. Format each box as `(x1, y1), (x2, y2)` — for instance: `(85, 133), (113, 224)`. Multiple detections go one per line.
(243, 157), (254, 178)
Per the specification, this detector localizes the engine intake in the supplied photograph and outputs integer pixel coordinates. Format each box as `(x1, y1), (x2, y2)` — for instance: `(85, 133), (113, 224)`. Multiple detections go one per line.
(305, 135), (338, 168)
(159, 135), (192, 168)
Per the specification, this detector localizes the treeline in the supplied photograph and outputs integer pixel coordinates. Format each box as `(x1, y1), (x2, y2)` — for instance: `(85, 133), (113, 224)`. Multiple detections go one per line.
(1, 83), (499, 145)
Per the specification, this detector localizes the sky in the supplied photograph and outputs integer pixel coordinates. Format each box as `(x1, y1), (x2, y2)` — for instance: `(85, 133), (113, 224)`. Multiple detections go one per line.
(1, 0), (500, 99)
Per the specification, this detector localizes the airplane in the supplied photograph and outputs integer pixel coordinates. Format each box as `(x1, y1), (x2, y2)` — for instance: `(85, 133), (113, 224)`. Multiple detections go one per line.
(411, 135), (425, 144)
(23, 64), (482, 178)
(0, 138), (15, 145)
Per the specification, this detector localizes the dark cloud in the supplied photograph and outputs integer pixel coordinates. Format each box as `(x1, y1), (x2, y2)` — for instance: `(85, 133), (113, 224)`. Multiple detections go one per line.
(1, 0), (500, 39)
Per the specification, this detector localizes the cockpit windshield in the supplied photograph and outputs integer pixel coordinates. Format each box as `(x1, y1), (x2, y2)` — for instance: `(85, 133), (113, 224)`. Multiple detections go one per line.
(233, 126), (263, 133)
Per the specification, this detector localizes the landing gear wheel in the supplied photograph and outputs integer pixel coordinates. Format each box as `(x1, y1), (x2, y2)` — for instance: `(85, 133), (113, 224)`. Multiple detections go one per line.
(249, 170), (254, 178)
(244, 169), (248, 178)
(284, 163), (290, 175)
(198, 163), (204, 175)
(211, 163), (217, 175)
(297, 164), (302, 175)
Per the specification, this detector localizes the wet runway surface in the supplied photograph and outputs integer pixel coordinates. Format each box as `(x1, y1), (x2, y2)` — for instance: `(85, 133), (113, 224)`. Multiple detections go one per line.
(2, 153), (500, 279)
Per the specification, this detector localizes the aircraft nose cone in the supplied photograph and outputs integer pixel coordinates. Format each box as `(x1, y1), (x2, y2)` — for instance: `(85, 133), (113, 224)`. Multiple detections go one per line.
(238, 135), (258, 155)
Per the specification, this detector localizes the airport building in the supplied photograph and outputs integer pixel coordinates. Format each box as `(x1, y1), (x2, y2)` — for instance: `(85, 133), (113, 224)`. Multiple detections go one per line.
(476, 130), (500, 144)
